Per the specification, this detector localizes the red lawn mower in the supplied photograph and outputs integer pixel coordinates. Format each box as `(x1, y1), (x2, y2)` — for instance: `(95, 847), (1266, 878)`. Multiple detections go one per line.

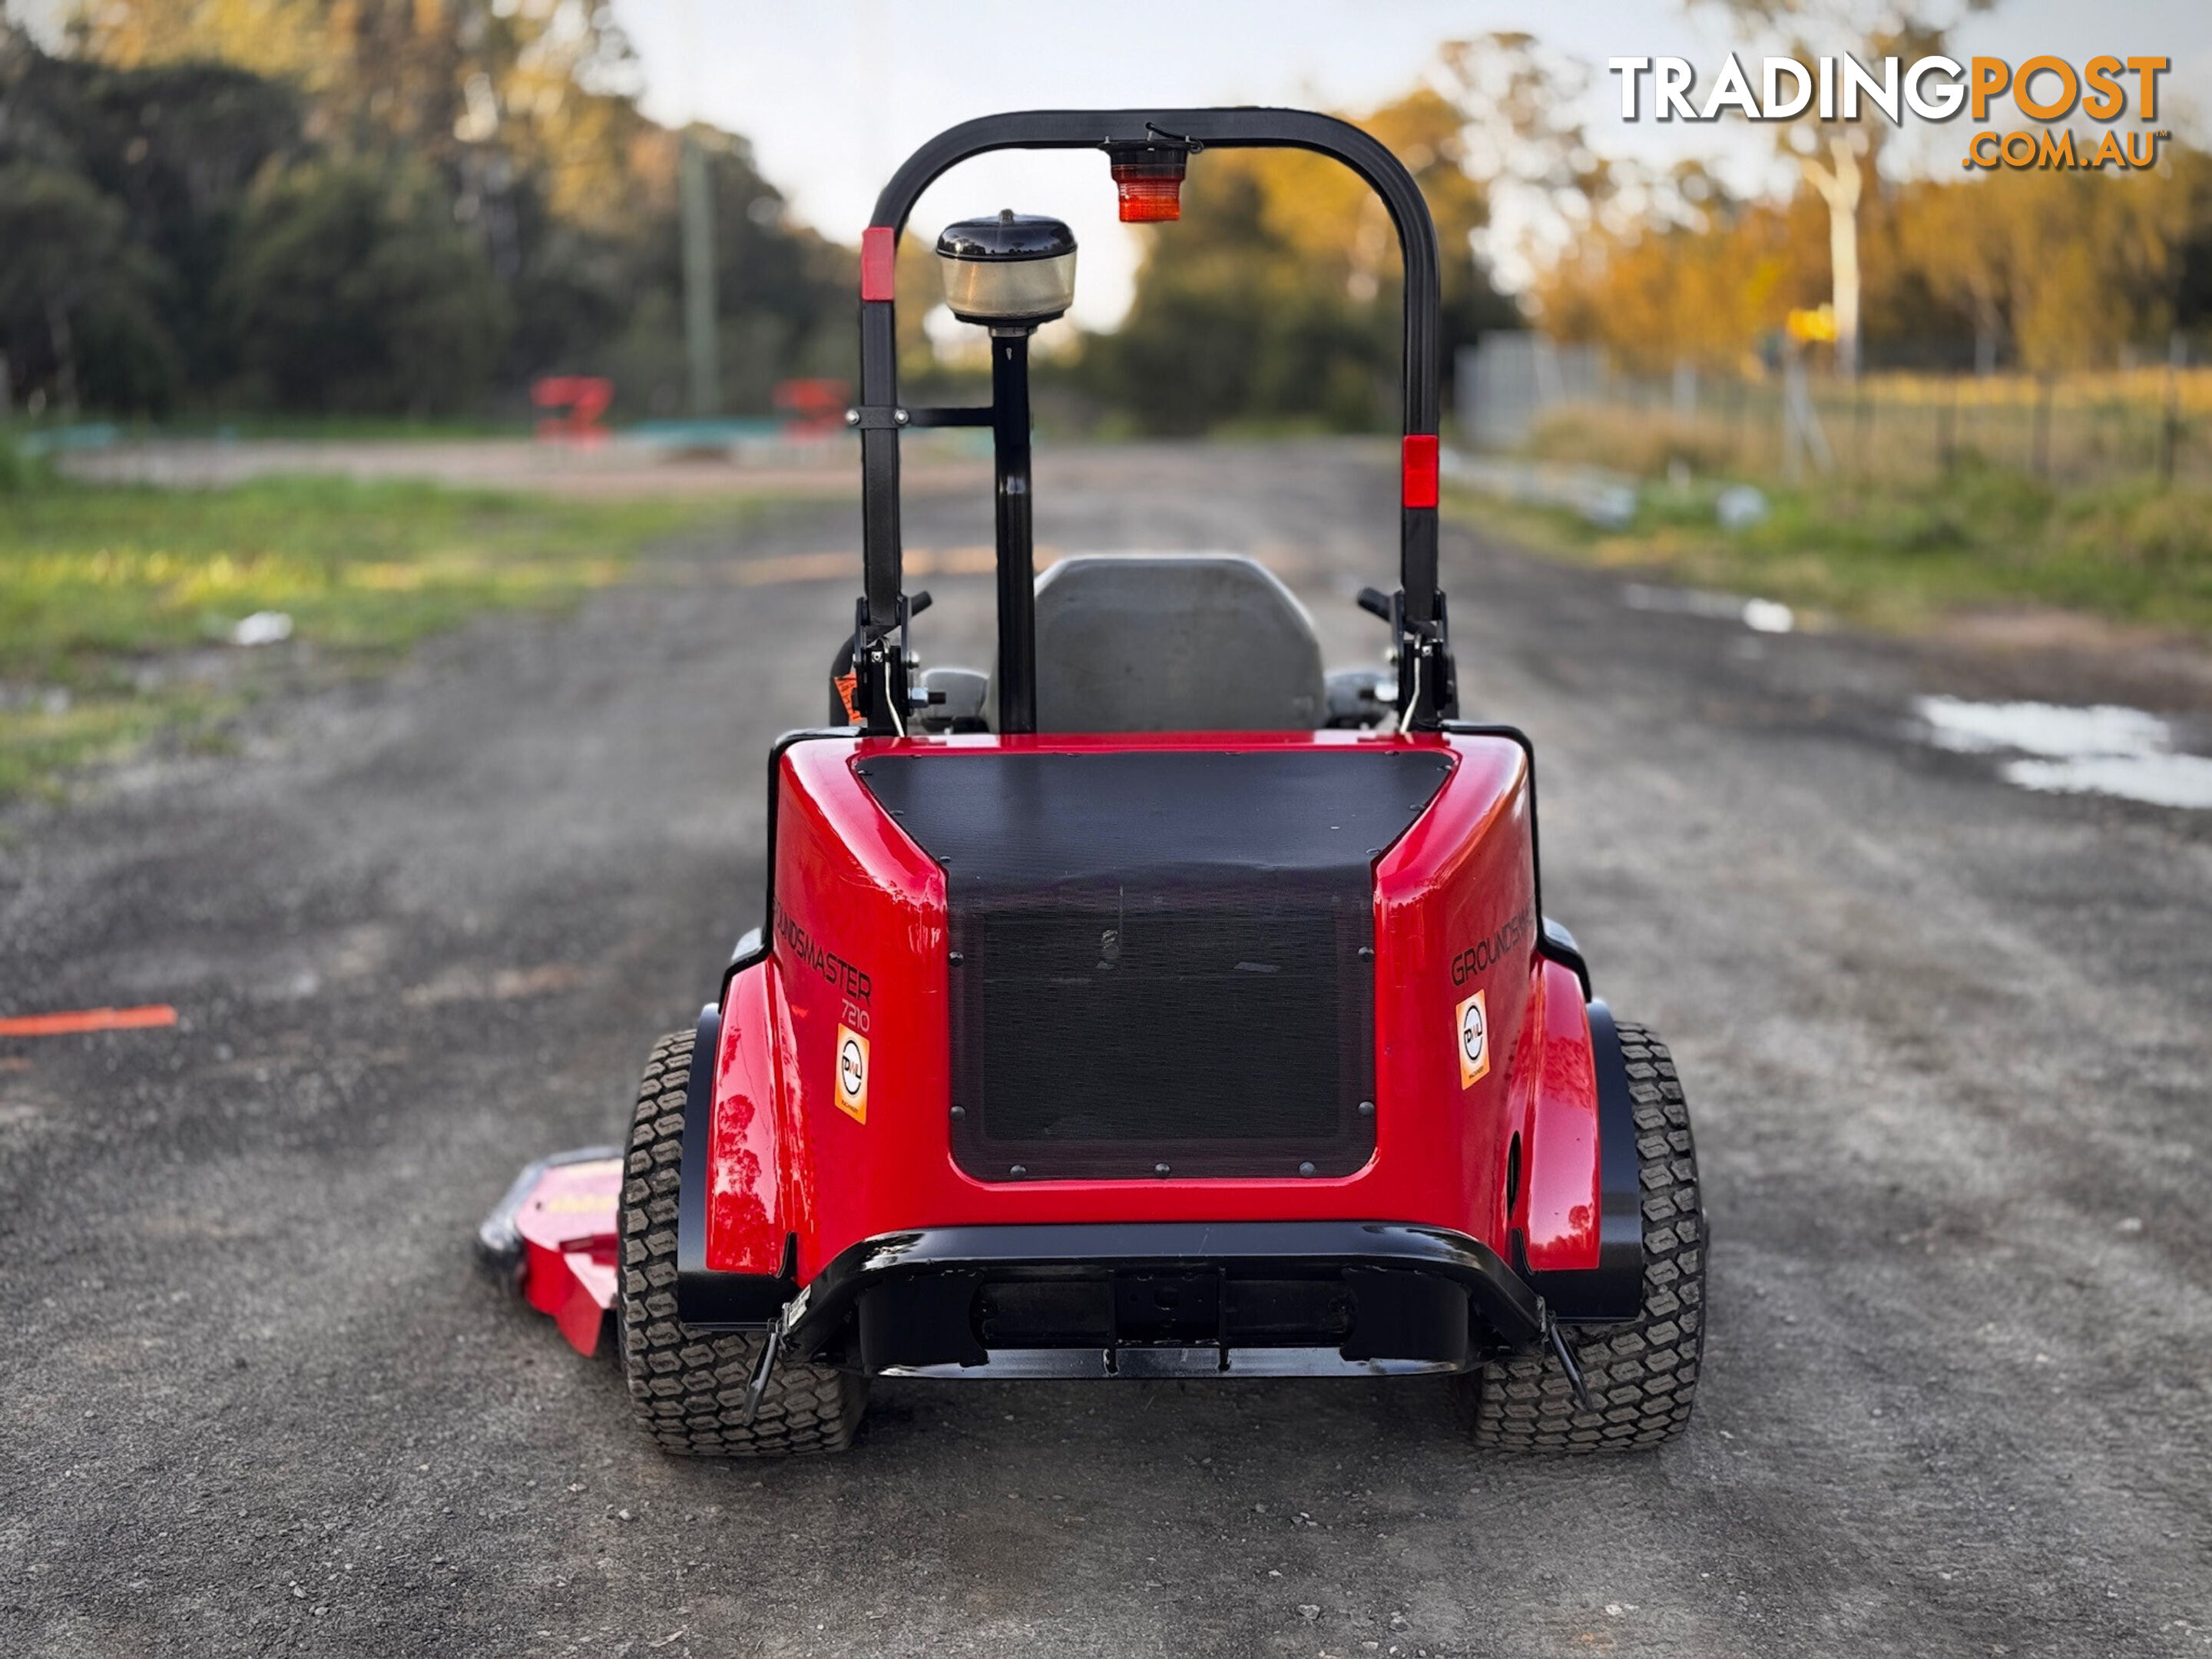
(479, 108), (1704, 1455)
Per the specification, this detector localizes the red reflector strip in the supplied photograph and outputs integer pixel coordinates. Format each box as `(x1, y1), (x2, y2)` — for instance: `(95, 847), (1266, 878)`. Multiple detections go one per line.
(859, 226), (896, 301)
(1402, 434), (1439, 508)
(1114, 177), (1181, 223)
(0, 1004), (178, 1037)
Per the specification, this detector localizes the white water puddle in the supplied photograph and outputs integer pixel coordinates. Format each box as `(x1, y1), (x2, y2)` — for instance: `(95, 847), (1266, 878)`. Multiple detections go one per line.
(1622, 583), (1795, 634)
(1913, 695), (2212, 810)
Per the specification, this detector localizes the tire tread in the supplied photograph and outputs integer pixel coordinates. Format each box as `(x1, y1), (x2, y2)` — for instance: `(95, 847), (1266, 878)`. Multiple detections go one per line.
(615, 1029), (866, 1457)
(1462, 1022), (1704, 1452)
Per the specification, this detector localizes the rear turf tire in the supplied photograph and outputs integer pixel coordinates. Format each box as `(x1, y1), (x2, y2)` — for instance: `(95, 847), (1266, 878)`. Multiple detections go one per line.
(1462, 1021), (1705, 1452)
(616, 1028), (867, 1456)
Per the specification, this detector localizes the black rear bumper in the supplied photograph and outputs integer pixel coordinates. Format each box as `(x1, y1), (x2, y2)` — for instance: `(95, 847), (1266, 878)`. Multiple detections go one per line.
(744, 1221), (1546, 1379)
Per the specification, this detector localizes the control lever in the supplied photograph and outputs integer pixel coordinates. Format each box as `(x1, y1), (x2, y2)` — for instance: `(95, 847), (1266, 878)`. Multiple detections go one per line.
(1356, 585), (1393, 622)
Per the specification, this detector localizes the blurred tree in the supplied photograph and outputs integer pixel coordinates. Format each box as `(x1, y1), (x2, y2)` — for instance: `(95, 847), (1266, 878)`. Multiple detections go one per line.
(82, 0), (472, 162)
(1697, 1), (1993, 377)
(220, 160), (509, 412)
(2176, 148), (2212, 339)
(0, 160), (177, 412)
(1894, 160), (2202, 372)
(1436, 32), (1628, 282)
(569, 127), (852, 417)
(1536, 188), (1819, 374)
(1892, 171), (2011, 373)
(2, 26), (302, 410)
(1083, 85), (1513, 434)
(1493, 0), (2208, 377)
(1089, 163), (1375, 433)
(7, 4), (855, 417)
(1541, 141), (2210, 376)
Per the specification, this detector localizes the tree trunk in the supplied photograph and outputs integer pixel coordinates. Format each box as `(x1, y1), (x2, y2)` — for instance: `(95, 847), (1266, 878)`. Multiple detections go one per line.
(1827, 168), (1859, 379)
(45, 296), (80, 418)
(1801, 137), (1864, 382)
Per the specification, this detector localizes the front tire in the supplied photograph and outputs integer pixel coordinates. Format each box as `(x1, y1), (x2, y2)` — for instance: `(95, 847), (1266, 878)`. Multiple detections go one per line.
(1462, 1020), (1705, 1452)
(616, 1028), (867, 1456)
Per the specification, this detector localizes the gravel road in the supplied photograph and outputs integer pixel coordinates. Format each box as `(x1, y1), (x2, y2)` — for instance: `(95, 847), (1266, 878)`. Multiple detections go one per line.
(4, 441), (2208, 1657)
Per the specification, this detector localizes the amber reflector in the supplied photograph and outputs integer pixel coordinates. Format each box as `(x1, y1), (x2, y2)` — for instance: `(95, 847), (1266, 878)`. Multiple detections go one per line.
(1113, 170), (1182, 223)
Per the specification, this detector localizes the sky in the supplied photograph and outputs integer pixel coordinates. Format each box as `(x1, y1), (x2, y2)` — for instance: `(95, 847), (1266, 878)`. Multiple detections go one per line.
(611, 0), (2210, 326)
(10, 0), (2207, 326)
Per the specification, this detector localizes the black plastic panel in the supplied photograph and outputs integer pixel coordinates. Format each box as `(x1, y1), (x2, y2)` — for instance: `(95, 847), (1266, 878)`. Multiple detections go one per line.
(776, 1220), (1548, 1370)
(857, 750), (1451, 1180)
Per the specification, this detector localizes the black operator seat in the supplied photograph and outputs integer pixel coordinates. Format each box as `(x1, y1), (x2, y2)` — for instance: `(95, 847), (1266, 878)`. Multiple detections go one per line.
(1022, 553), (1326, 732)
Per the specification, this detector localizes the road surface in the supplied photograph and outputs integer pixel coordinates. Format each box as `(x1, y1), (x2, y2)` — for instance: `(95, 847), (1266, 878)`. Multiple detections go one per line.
(4, 442), (2208, 1657)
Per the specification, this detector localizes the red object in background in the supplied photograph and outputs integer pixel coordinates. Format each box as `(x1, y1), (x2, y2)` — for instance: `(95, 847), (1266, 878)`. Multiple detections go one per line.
(1402, 433), (1440, 508)
(532, 376), (614, 445)
(773, 377), (853, 437)
(0, 1003), (177, 1037)
(697, 730), (1603, 1289)
(859, 226), (896, 300)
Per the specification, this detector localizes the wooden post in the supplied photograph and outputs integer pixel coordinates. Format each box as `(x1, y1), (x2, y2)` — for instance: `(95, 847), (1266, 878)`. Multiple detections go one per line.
(2161, 331), (2184, 487)
(2032, 375), (2053, 480)
(680, 132), (721, 419)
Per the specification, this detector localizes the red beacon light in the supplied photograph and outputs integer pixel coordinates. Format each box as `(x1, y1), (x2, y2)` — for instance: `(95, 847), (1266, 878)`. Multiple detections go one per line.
(1108, 142), (1187, 223)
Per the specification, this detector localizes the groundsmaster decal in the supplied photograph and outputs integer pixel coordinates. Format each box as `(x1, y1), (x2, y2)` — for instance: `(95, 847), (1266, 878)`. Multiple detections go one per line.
(775, 912), (875, 1123)
(1450, 909), (1531, 987)
(776, 912), (873, 1002)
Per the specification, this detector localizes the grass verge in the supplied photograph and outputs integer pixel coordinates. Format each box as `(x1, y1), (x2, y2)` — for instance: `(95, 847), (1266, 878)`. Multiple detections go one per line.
(0, 465), (732, 800)
(1445, 461), (2212, 637)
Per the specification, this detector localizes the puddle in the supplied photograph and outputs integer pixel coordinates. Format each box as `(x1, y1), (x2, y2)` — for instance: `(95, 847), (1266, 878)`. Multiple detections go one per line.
(1621, 583), (1794, 634)
(1913, 696), (2212, 810)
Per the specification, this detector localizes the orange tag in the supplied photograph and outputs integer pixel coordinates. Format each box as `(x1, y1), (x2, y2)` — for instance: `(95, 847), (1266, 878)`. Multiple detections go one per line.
(1455, 990), (1489, 1088)
(834, 1024), (869, 1122)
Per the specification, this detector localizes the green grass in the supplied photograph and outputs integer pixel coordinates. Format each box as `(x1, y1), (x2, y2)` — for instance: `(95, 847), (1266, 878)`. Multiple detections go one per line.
(0, 696), (208, 802)
(0, 465), (730, 800)
(1446, 462), (2212, 637)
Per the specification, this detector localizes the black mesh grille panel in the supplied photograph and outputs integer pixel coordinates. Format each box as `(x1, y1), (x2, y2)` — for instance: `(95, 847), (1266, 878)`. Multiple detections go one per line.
(855, 750), (1452, 1181)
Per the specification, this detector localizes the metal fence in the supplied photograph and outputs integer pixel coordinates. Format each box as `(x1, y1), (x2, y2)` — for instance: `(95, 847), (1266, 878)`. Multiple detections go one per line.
(1458, 333), (2211, 489)
(1457, 333), (1609, 452)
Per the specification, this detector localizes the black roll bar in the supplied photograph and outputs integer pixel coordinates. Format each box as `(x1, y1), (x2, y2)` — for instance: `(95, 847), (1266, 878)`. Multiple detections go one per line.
(853, 108), (1447, 733)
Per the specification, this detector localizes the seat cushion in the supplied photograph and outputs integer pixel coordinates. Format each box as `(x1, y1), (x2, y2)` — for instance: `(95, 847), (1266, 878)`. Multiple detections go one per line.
(1023, 554), (1326, 732)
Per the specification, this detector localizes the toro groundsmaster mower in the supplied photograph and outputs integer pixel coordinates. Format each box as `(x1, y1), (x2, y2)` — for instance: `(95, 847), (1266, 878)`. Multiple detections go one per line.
(479, 108), (1704, 1456)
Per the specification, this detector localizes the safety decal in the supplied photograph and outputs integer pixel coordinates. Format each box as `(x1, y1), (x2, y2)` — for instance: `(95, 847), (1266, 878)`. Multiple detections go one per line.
(1455, 989), (1490, 1089)
(834, 1022), (869, 1123)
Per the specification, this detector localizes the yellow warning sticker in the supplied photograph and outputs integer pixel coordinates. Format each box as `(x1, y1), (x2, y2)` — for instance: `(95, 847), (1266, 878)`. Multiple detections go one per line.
(1455, 989), (1490, 1088)
(834, 1023), (869, 1123)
